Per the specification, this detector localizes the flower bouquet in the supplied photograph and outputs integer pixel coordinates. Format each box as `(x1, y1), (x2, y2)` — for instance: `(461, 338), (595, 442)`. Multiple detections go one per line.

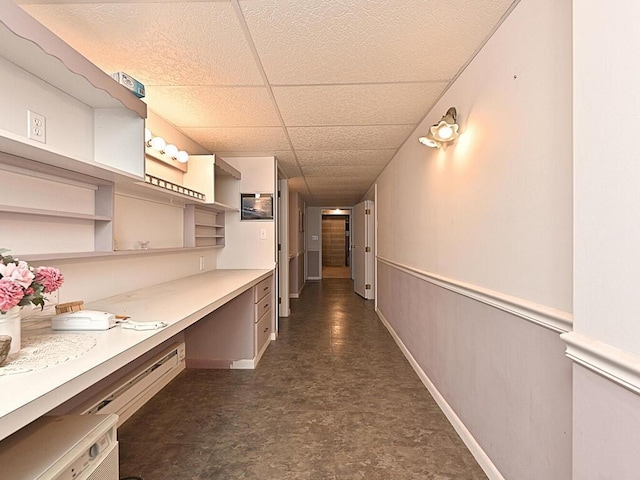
(0, 249), (64, 358)
(0, 249), (64, 313)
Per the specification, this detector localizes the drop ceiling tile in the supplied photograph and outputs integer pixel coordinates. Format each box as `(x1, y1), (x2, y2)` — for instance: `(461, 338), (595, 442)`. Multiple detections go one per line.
(23, 2), (264, 86)
(306, 176), (372, 188)
(145, 86), (281, 127)
(301, 164), (380, 179)
(288, 125), (414, 150)
(273, 82), (446, 126)
(181, 127), (290, 152)
(296, 149), (396, 167)
(273, 151), (302, 177)
(287, 177), (308, 190)
(239, 0), (513, 84)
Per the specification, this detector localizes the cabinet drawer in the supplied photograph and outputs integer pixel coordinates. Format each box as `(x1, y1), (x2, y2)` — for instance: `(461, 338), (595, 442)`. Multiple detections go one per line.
(255, 311), (271, 353)
(255, 296), (271, 322)
(254, 276), (272, 303)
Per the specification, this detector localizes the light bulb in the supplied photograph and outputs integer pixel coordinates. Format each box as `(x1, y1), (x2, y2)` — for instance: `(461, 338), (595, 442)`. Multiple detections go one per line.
(437, 125), (453, 140)
(150, 136), (166, 151)
(144, 128), (152, 144)
(176, 150), (189, 163)
(164, 144), (178, 158)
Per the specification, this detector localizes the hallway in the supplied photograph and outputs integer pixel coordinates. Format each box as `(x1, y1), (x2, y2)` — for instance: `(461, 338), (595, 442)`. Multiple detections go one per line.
(118, 279), (487, 479)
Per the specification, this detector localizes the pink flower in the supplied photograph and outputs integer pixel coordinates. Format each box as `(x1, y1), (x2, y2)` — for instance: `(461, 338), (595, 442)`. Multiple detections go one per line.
(0, 278), (24, 313)
(0, 260), (34, 289)
(35, 266), (64, 293)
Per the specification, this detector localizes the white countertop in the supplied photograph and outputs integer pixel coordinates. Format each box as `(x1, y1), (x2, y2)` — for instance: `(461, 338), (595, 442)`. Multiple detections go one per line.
(0, 268), (272, 441)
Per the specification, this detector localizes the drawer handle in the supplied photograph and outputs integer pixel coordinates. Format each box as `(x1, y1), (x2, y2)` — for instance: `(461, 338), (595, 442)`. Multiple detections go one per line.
(264, 303), (269, 309)
(263, 286), (269, 291)
(264, 327), (269, 333)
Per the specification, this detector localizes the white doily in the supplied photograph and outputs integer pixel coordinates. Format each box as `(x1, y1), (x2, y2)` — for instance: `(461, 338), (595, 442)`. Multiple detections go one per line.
(0, 334), (97, 376)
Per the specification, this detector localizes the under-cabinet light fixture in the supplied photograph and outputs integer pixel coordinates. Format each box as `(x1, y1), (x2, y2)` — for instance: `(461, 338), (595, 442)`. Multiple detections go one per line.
(145, 128), (189, 163)
(418, 107), (460, 148)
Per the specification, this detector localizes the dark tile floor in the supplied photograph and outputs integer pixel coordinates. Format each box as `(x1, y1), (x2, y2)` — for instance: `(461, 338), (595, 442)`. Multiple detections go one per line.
(118, 279), (487, 480)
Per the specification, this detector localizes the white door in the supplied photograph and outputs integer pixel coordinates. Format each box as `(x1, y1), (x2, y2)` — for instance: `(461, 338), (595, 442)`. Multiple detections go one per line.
(278, 179), (290, 317)
(353, 200), (374, 299)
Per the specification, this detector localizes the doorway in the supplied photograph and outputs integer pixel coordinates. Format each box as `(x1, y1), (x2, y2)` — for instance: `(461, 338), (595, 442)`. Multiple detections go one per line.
(321, 213), (350, 278)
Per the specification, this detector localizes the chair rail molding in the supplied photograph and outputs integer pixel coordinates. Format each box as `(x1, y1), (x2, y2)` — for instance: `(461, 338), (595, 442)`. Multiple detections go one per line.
(561, 331), (640, 395)
(377, 257), (572, 334)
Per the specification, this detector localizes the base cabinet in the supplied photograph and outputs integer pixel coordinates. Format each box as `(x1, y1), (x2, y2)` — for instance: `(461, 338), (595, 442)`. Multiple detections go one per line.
(184, 273), (273, 369)
(254, 275), (273, 358)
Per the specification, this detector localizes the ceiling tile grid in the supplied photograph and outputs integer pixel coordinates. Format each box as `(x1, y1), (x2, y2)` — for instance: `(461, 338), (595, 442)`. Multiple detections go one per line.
(238, 0), (514, 84)
(181, 126), (290, 152)
(23, 2), (264, 86)
(18, 0), (516, 206)
(144, 86), (281, 127)
(287, 125), (416, 151)
(273, 82), (447, 127)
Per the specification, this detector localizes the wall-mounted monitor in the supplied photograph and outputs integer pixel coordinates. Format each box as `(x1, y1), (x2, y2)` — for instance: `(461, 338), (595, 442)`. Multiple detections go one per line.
(240, 193), (274, 220)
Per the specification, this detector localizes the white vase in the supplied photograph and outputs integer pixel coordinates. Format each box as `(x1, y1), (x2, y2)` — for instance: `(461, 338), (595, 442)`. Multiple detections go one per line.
(0, 306), (21, 355)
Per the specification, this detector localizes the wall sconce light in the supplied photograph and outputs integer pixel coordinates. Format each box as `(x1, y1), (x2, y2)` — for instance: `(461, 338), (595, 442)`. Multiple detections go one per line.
(176, 151), (189, 163)
(163, 143), (178, 158)
(149, 136), (166, 151)
(145, 129), (189, 163)
(418, 107), (460, 148)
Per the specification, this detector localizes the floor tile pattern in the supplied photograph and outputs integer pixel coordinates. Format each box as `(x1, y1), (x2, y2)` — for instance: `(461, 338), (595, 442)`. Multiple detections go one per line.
(119, 279), (487, 479)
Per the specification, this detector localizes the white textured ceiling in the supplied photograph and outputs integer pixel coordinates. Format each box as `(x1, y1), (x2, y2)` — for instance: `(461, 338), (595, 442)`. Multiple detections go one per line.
(19, 0), (515, 206)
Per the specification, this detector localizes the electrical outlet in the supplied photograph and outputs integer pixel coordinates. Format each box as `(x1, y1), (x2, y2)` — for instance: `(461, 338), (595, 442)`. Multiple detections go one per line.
(199, 256), (205, 271)
(27, 110), (46, 143)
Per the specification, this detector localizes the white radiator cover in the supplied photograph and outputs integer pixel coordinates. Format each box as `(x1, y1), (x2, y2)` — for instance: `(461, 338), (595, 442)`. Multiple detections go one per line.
(74, 342), (186, 425)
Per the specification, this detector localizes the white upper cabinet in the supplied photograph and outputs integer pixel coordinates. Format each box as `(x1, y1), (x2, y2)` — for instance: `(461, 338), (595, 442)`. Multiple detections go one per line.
(0, 0), (146, 181)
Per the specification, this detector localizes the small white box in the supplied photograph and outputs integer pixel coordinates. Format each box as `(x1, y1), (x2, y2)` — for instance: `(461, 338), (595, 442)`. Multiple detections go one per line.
(110, 71), (145, 98)
(51, 310), (117, 331)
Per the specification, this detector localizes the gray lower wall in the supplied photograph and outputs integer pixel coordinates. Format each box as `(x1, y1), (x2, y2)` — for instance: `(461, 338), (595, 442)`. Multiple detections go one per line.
(573, 365), (640, 479)
(377, 261), (572, 480)
(307, 250), (320, 278)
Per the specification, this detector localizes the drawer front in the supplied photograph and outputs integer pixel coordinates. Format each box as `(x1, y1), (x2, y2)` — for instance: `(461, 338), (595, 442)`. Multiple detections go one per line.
(254, 276), (272, 303)
(255, 296), (271, 322)
(255, 310), (271, 353)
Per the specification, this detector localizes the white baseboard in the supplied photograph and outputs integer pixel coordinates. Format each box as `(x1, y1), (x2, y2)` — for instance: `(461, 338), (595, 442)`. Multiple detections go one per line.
(289, 293), (299, 299)
(230, 358), (256, 369)
(377, 308), (505, 480)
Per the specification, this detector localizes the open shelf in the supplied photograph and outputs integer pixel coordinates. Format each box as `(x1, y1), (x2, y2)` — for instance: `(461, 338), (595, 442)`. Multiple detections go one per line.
(19, 246), (223, 263)
(0, 204), (111, 222)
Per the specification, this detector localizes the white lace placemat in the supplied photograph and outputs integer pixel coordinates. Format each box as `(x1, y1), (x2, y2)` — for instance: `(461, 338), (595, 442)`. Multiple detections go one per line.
(0, 334), (97, 376)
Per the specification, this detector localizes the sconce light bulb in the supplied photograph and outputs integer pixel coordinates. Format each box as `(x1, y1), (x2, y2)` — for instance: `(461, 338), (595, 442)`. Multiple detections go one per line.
(176, 150), (189, 163)
(150, 136), (166, 151)
(437, 125), (453, 140)
(164, 143), (179, 158)
(144, 128), (152, 144)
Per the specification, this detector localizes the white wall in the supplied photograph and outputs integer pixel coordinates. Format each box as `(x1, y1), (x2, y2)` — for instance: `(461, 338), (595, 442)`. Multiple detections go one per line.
(114, 195), (183, 250)
(377, 0), (572, 312)
(570, 2), (640, 478)
(374, 0), (573, 478)
(48, 250), (218, 304)
(216, 156), (276, 270)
